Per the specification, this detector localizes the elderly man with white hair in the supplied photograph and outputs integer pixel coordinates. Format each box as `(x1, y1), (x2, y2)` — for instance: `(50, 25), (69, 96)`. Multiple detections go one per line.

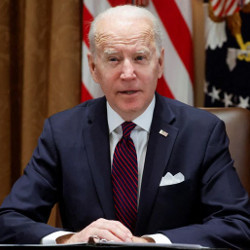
(0, 5), (249, 249)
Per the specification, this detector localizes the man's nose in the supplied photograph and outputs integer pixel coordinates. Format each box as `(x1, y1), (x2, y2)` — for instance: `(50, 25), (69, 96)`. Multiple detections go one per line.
(120, 59), (136, 80)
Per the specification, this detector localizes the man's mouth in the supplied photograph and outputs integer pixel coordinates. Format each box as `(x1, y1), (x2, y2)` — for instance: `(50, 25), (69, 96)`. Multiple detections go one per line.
(120, 90), (138, 95)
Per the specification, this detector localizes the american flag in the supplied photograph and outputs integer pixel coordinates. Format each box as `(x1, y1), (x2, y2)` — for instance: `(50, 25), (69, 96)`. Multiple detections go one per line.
(204, 0), (250, 109)
(210, 0), (240, 17)
(82, 0), (194, 105)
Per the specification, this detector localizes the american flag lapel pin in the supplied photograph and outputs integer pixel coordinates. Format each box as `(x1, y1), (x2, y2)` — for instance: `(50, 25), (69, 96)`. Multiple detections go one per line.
(159, 129), (168, 137)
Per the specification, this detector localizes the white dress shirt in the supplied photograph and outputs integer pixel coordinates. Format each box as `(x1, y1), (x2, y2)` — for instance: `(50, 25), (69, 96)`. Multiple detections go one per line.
(107, 96), (155, 201)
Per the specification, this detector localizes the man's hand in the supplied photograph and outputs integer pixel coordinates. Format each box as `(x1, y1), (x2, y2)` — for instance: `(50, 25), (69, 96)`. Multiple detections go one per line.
(56, 218), (133, 244)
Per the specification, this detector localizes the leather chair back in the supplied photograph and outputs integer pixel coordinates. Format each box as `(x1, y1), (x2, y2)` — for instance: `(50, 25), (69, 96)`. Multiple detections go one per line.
(202, 108), (250, 196)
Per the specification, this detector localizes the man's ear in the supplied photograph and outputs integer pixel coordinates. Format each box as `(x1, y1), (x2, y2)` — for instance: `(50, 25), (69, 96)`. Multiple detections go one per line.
(158, 48), (165, 79)
(87, 53), (99, 83)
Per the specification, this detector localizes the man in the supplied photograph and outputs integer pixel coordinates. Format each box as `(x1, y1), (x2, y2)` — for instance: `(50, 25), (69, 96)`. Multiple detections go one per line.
(0, 5), (249, 248)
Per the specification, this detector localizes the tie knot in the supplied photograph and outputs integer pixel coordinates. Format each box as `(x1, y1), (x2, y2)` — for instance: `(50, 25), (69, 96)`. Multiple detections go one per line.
(122, 122), (136, 138)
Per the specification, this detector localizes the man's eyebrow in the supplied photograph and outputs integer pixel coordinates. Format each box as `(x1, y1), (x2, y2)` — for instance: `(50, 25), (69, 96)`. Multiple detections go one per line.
(103, 48), (151, 56)
(103, 49), (118, 55)
(136, 48), (151, 54)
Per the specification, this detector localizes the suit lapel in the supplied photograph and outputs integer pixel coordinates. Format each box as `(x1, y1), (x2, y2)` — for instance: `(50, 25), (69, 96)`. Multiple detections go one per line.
(82, 97), (116, 220)
(135, 94), (179, 235)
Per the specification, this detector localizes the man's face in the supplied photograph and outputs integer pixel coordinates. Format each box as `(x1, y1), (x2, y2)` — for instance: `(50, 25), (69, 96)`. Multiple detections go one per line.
(88, 16), (164, 121)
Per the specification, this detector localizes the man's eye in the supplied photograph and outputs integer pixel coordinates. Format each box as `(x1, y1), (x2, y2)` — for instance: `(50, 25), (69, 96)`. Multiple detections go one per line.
(109, 57), (118, 62)
(135, 55), (145, 61)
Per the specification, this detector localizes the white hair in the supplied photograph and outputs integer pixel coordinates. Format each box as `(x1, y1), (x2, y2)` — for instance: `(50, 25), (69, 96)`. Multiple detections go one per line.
(88, 5), (163, 57)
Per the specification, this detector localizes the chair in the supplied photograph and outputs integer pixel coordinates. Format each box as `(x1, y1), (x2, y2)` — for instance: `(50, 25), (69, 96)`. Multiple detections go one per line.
(202, 107), (250, 196)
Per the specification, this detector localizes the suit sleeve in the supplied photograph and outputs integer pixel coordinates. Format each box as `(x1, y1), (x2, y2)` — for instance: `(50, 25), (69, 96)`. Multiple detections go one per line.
(0, 118), (62, 243)
(160, 119), (250, 248)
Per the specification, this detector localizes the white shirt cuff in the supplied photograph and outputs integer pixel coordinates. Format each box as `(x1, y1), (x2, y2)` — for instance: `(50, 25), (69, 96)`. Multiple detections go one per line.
(42, 232), (171, 245)
(41, 231), (74, 244)
(144, 233), (172, 244)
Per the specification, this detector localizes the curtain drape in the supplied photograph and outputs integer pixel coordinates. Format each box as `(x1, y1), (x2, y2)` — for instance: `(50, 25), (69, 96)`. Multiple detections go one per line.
(0, 0), (81, 226)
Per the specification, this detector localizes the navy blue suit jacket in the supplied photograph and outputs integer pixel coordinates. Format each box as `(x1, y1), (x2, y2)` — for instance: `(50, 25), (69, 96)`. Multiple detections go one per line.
(0, 94), (249, 248)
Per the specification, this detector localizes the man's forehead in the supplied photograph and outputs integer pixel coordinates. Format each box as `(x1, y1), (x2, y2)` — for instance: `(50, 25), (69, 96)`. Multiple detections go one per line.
(94, 17), (155, 49)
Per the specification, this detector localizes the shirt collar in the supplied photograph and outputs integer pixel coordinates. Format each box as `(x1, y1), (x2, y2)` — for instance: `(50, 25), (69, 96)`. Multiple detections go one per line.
(107, 95), (155, 133)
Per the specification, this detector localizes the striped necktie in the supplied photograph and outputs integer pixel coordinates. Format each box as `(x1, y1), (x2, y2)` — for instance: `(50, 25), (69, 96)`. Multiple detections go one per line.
(111, 122), (138, 232)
